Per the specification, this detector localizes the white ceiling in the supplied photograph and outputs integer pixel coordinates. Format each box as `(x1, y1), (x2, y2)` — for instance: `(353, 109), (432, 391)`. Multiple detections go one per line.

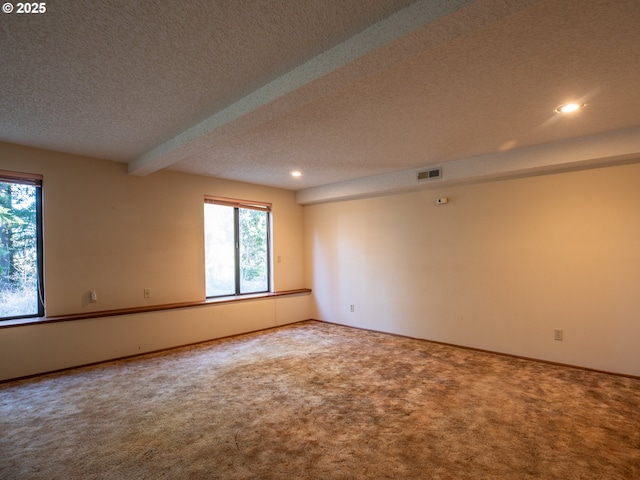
(2, 0), (640, 202)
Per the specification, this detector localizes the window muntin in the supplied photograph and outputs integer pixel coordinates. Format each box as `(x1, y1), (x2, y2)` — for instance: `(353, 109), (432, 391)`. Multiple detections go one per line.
(204, 197), (270, 297)
(0, 171), (44, 320)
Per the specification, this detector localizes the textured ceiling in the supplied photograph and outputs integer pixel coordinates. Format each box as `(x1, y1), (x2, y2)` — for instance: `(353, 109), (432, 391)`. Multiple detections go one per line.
(2, 0), (640, 198)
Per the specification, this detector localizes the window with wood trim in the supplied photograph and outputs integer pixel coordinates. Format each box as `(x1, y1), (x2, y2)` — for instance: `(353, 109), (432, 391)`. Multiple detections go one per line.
(204, 196), (271, 297)
(0, 170), (44, 320)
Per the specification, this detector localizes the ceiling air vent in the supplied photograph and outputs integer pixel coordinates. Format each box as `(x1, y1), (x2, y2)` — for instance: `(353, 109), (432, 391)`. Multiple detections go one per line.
(417, 168), (442, 181)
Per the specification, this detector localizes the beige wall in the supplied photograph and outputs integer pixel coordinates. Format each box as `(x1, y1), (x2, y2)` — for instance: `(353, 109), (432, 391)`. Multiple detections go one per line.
(0, 293), (310, 381)
(304, 162), (640, 376)
(0, 142), (309, 380)
(2, 141), (639, 380)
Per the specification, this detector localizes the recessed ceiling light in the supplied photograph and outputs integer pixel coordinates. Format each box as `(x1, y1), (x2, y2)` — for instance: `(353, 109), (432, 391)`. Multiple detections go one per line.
(290, 171), (302, 177)
(555, 103), (584, 113)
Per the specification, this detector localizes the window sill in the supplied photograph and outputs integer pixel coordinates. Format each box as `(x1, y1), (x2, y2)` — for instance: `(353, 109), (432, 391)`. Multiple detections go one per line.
(0, 289), (311, 329)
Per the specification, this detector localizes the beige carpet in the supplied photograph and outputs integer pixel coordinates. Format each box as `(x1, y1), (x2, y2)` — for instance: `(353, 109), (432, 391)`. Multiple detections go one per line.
(1, 320), (639, 479)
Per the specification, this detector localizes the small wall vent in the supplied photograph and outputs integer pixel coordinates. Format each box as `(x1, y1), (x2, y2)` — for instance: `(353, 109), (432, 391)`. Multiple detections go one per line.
(417, 168), (442, 181)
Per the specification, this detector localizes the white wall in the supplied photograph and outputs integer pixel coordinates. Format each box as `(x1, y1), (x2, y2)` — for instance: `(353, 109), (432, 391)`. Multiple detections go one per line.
(304, 162), (640, 376)
(0, 143), (309, 381)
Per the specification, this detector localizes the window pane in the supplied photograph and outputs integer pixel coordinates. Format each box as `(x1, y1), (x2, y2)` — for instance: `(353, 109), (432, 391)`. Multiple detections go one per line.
(0, 181), (41, 319)
(239, 208), (268, 294)
(204, 203), (235, 297)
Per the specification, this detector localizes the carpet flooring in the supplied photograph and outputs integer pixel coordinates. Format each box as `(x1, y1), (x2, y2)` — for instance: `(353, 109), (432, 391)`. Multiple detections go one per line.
(1, 320), (639, 479)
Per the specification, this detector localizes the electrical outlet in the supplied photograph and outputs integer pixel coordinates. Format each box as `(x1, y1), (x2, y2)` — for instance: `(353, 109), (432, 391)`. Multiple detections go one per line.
(90, 289), (97, 303)
(350, 304), (355, 313)
(554, 329), (563, 341)
(144, 288), (151, 299)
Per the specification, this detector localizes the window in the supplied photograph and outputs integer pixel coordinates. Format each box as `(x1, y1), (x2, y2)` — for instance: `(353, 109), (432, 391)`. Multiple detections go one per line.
(0, 170), (44, 320)
(204, 196), (271, 297)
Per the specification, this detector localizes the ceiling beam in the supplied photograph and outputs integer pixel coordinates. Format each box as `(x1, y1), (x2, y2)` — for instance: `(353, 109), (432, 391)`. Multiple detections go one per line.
(127, 0), (477, 176)
(296, 126), (640, 205)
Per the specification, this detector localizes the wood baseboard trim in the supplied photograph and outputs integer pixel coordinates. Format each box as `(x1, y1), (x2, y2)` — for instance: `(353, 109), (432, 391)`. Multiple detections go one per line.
(314, 319), (640, 381)
(0, 319), (314, 385)
(2, 319), (637, 384)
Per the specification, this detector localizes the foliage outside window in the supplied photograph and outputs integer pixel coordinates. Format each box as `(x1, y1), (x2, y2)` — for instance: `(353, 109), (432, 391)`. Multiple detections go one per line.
(0, 171), (44, 320)
(204, 197), (271, 297)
